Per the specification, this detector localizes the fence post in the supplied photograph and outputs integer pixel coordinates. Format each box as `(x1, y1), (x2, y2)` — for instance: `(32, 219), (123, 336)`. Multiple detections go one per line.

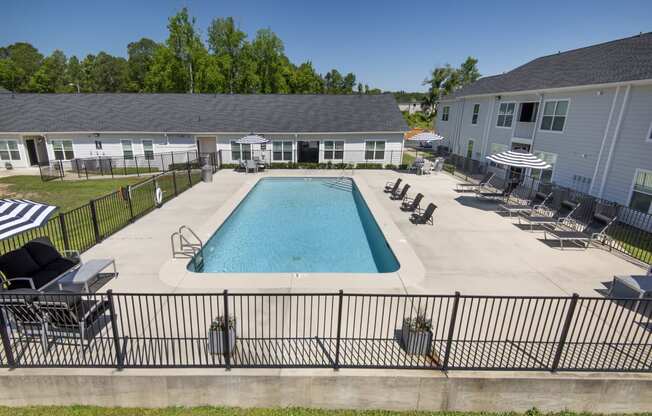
(89, 198), (102, 243)
(551, 293), (579, 372)
(334, 289), (344, 370)
(58, 160), (64, 181)
(442, 291), (461, 371)
(135, 157), (140, 177)
(126, 186), (135, 222)
(58, 212), (70, 251)
(107, 290), (124, 370)
(187, 157), (192, 186)
(222, 290), (231, 371)
(109, 159), (114, 178)
(172, 171), (178, 196)
(0, 303), (16, 368)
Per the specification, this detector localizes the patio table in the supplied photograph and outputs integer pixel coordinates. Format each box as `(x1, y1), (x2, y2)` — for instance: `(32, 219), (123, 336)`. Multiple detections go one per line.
(57, 259), (117, 293)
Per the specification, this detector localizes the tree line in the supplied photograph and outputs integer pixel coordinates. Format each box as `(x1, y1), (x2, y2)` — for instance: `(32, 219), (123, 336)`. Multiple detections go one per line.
(421, 57), (481, 113)
(0, 8), (382, 95)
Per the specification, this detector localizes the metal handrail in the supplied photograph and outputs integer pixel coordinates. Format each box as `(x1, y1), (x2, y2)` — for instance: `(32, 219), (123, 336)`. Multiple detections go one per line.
(171, 225), (203, 258)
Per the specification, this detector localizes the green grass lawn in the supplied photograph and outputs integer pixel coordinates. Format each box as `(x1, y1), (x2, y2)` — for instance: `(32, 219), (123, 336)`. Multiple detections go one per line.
(0, 407), (628, 416)
(0, 176), (143, 212)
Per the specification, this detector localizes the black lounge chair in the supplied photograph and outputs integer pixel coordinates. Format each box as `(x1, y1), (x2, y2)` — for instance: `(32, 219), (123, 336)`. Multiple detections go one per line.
(475, 177), (511, 201)
(0, 289), (48, 350)
(456, 172), (494, 192)
(410, 203), (436, 225)
(384, 178), (402, 193)
(518, 202), (581, 232)
(401, 193), (424, 212)
(0, 237), (80, 291)
(390, 184), (410, 200)
(544, 213), (617, 249)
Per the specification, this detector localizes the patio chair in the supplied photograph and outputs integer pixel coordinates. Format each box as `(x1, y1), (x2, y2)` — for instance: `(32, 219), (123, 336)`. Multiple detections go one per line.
(384, 178), (402, 193)
(34, 291), (111, 356)
(401, 193), (424, 212)
(238, 160), (246, 171)
(518, 202), (581, 232)
(390, 184), (410, 200)
(501, 191), (552, 217)
(0, 289), (49, 351)
(0, 237), (80, 291)
(475, 176), (511, 201)
(410, 203), (437, 225)
(543, 213), (617, 250)
(456, 172), (494, 192)
(245, 160), (258, 173)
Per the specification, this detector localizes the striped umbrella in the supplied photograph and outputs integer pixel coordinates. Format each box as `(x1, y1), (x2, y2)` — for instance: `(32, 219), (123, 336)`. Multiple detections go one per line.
(405, 132), (446, 142)
(235, 134), (269, 144)
(0, 199), (58, 240)
(486, 150), (551, 169)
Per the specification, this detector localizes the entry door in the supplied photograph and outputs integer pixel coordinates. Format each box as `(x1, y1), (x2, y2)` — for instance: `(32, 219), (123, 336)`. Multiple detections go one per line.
(297, 141), (319, 163)
(510, 142), (531, 182)
(196, 137), (217, 155)
(466, 140), (474, 158)
(25, 139), (39, 166)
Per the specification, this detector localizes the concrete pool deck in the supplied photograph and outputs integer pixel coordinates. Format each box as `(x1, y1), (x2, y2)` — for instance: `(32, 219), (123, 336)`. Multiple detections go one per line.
(84, 169), (645, 296)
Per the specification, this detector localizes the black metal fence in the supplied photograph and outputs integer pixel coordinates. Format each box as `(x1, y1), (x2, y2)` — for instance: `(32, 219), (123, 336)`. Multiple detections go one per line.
(39, 151), (221, 182)
(442, 153), (652, 265)
(0, 291), (649, 372)
(1, 156), (213, 256)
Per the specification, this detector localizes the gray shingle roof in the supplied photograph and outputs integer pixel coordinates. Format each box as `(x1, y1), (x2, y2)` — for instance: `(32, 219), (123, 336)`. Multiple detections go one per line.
(443, 32), (652, 100)
(0, 93), (407, 133)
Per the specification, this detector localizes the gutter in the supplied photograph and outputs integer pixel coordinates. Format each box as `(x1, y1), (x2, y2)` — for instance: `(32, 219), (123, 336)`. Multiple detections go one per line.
(589, 86), (621, 196)
(597, 84), (631, 198)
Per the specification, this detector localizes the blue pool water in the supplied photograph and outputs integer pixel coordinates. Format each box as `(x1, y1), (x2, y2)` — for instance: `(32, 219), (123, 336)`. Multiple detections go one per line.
(190, 177), (399, 273)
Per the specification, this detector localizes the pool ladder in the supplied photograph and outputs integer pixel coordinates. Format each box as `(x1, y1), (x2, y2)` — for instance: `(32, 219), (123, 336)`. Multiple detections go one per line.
(171, 225), (203, 259)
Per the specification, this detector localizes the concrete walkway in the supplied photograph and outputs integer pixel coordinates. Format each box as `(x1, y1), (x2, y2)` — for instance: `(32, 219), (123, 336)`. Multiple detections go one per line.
(84, 169), (644, 296)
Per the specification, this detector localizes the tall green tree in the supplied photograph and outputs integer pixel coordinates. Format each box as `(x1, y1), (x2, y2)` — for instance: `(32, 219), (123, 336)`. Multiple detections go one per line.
(127, 38), (157, 92)
(83, 52), (129, 92)
(251, 28), (289, 93)
(144, 45), (186, 92)
(166, 8), (203, 93)
(458, 56), (481, 87)
(207, 17), (248, 94)
(65, 56), (83, 92)
(28, 50), (68, 92)
(0, 42), (43, 91)
(289, 61), (323, 93)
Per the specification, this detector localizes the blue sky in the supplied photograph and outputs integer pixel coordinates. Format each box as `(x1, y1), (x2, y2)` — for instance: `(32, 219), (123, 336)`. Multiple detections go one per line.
(2, 0), (651, 91)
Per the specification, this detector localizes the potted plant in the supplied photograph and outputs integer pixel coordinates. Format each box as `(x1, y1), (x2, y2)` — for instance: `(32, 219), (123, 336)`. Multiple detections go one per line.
(208, 315), (236, 355)
(401, 313), (433, 355)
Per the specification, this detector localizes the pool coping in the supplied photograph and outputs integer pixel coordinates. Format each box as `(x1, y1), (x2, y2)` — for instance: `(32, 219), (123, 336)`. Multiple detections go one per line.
(158, 172), (425, 293)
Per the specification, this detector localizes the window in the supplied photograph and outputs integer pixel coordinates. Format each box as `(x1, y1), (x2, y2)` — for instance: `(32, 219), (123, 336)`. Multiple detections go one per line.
(365, 141), (385, 160)
(51, 140), (74, 160)
(142, 140), (154, 160)
(519, 102), (539, 122)
(273, 141), (292, 161)
(230, 141), (251, 161)
(540, 100), (569, 131)
(121, 140), (133, 160)
(647, 120), (652, 142)
(441, 106), (450, 121)
(531, 151), (557, 183)
(630, 170), (652, 214)
(466, 139), (475, 158)
(0, 140), (20, 161)
(94, 140), (102, 150)
(496, 103), (515, 127)
(324, 141), (344, 160)
(471, 104), (480, 124)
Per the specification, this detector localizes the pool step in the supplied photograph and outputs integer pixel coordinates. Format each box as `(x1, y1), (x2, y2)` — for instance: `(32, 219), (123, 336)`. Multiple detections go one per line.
(323, 178), (353, 192)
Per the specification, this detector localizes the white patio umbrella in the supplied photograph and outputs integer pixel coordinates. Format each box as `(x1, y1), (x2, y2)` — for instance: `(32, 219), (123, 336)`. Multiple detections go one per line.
(0, 199), (58, 240)
(235, 134), (270, 144)
(486, 150), (551, 169)
(405, 132), (446, 142)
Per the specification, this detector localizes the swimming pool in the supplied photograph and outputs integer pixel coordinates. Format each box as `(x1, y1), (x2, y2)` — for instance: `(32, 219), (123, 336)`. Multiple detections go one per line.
(189, 177), (400, 273)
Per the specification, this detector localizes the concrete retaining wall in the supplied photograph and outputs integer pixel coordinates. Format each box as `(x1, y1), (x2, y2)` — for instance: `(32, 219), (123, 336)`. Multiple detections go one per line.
(0, 369), (651, 412)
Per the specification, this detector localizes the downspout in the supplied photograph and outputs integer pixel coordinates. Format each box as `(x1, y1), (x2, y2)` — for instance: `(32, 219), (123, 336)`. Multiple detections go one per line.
(455, 99), (466, 155)
(589, 86), (620, 196)
(481, 98), (496, 158)
(529, 93), (544, 151)
(598, 84), (631, 198)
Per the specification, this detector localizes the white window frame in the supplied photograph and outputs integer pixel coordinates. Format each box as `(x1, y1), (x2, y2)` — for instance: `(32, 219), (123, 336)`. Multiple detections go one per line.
(142, 139), (154, 160)
(496, 102), (516, 128)
(364, 140), (386, 161)
(628, 168), (652, 215)
(471, 103), (480, 125)
(488, 143), (508, 167)
(531, 151), (557, 183)
(441, 106), (450, 121)
(121, 139), (134, 160)
(272, 141), (293, 161)
(230, 141), (252, 161)
(51, 139), (74, 161)
(323, 140), (344, 160)
(646, 120), (652, 143)
(0, 140), (21, 161)
(539, 99), (570, 133)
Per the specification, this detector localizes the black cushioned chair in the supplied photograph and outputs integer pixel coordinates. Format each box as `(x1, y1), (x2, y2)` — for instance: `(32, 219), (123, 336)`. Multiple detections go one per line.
(0, 237), (80, 291)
